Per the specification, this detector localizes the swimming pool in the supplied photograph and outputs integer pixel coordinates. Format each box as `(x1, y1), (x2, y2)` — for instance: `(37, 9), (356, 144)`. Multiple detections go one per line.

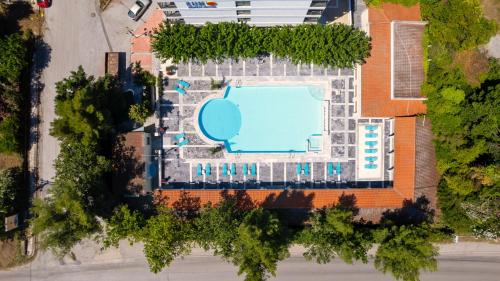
(198, 85), (324, 153)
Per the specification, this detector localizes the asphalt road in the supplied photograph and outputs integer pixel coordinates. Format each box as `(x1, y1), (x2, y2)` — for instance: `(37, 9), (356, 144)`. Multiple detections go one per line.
(37, 0), (148, 182)
(1, 254), (499, 281)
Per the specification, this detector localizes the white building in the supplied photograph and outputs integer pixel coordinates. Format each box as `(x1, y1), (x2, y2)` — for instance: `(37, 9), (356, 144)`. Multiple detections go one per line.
(157, 0), (333, 26)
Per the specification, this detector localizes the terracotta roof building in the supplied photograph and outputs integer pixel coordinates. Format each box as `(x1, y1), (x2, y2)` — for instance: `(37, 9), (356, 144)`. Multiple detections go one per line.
(145, 3), (438, 216)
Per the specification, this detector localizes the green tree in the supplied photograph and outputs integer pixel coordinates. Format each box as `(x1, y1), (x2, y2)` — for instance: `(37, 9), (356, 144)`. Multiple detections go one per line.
(374, 224), (438, 281)
(128, 103), (152, 124)
(300, 206), (372, 264)
(0, 33), (27, 86)
(103, 205), (145, 248)
(152, 22), (371, 68)
(31, 141), (111, 257)
(31, 181), (99, 258)
(422, 0), (497, 51)
(0, 167), (21, 227)
(194, 199), (244, 259)
(51, 66), (130, 146)
(231, 208), (290, 281)
(0, 115), (20, 153)
(141, 207), (192, 273)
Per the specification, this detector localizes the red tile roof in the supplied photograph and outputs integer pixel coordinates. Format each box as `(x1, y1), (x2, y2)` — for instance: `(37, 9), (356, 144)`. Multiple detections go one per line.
(156, 5), (425, 212)
(158, 117), (417, 210)
(361, 3), (427, 117)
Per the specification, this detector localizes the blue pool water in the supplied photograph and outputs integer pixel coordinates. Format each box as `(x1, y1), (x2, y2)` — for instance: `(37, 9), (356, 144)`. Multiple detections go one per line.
(198, 86), (324, 153)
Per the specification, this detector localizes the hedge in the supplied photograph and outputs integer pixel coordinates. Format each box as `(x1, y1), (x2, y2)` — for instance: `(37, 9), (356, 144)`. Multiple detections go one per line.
(152, 22), (371, 68)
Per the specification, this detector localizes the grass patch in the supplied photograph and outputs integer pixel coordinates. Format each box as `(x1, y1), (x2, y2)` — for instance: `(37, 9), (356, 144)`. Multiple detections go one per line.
(480, 0), (500, 25)
(0, 153), (22, 170)
(452, 49), (490, 85)
(0, 233), (32, 269)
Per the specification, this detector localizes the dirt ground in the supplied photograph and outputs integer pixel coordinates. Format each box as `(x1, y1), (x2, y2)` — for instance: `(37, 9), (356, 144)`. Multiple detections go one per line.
(0, 238), (23, 269)
(453, 49), (491, 85)
(0, 153), (22, 170)
(481, 0), (500, 25)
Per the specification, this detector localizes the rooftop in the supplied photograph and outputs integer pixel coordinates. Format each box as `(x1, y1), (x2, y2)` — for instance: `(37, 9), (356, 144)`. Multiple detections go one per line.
(361, 3), (427, 117)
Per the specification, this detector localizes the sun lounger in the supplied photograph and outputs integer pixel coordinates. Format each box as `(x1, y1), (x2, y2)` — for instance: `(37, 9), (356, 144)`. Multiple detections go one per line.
(365, 133), (378, 138)
(365, 141), (377, 146)
(231, 163), (236, 176)
(365, 125), (378, 131)
(173, 132), (185, 141)
(365, 164), (377, 169)
(365, 156), (378, 162)
(328, 162), (334, 176)
(205, 163), (211, 176)
(296, 163), (302, 175)
(365, 148), (377, 153)
(336, 162), (342, 175)
(175, 86), (186, 95)
(196, 164), (203, 176)
(222, 163), (228, 176)
(304, 163), (310, 176)
(178, 80), (190, 89)
(251, 163), (257, 176)
(242, 163), (248, 175)
(177, 138), (189, 147)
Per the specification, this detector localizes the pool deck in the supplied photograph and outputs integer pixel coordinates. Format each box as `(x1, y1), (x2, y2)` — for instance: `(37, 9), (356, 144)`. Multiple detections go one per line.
(158, 57), (394, 191)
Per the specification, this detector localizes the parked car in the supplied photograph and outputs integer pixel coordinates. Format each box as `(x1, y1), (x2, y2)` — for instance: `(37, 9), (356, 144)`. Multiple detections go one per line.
(36, 0), (51, 8)
(128, 0), (152, 21)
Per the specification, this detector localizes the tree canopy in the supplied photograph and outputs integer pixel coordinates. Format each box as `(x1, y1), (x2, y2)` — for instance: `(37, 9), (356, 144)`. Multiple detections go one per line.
(31, 142), (110, 257)
(51, 66), (131, 146)
(231, 208), (290, 281)
(0, 33), (27, 153)
(374, 224), (438, 281)
(300, 206), (372, 264)
(141, 207), (192, 273)
(152, 22), (371, 68)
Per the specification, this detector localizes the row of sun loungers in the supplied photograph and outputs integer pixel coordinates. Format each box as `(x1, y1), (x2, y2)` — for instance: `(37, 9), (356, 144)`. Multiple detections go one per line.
(196, 163), (258, 177)
(365, 125), (378, 169)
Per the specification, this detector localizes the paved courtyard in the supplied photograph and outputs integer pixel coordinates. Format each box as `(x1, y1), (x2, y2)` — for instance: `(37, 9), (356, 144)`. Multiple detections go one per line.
(158, 57), (393, 190)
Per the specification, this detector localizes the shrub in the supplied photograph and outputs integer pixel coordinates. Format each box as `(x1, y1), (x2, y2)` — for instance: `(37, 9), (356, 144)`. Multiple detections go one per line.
(152, 22), (371, 68)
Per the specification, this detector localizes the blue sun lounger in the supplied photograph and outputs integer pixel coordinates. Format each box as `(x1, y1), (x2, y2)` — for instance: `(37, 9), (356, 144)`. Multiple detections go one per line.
(231, 163), (236, 176)
(366, 133), (378, 138)
(365, 164), (378, 169)
(365, 141), (377, 146)
(222, 163), (228, 176)
(205, 163), (211, 176)
(304, 163), (310, 176)
(328, 162), (334, 176)
(365, 148), (377, 153)
(250, 163), (257, 176)
(173, 132), (185, 141)
(296, 163), (302, 175)
(178, 80), (190, 89)
(196, 164), (203, 176)
(175, 86), (186, 95)
(242, 163), (248, 175)
(177, 138), (189, 147)
(365, 156), (378, 162)
(336, 162), (342, 175)
(365, 125), (378, 131)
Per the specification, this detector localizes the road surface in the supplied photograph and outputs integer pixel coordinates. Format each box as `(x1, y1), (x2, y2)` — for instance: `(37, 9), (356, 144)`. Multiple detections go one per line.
(1, 242), (500, 281)
(1, 252), (499, 281)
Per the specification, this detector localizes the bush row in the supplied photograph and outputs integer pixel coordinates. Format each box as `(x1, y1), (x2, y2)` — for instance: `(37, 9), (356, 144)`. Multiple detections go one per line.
(152, 22), (371, 68)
